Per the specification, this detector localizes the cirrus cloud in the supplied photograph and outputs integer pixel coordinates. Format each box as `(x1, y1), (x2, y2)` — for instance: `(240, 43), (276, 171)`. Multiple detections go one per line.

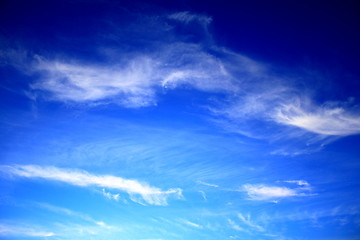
(1, 165), (182, 206)
(243, 183), (313, 201)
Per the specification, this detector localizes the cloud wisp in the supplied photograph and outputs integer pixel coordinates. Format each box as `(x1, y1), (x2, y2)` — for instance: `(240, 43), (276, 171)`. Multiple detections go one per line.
(283, 180), (310, 187)
(35, 202), (115, 229)
(227, 219), (247, 232)
(213, 87), (360, 137)
(237, 213), (264, 232)
(227, 213), (265, 235)
(274, 100), (360, 136)
(197, 180), (219, 188)
(179, 219), (203, 229)
(167, 11), (212, 25)
(1, 165), (182, 206)
(0, 224), (55, 237)
(242, 183), (313, 201)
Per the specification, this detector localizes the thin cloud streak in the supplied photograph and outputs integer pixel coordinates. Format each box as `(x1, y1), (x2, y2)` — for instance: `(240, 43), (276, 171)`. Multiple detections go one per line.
(197, 181), (219, 188)
(283, 180), (310, 186)
(1, 165), (182, 206)
(243, 183), (312, 201)
(180, 219), (203, 229)
(0, 224), (55, 237)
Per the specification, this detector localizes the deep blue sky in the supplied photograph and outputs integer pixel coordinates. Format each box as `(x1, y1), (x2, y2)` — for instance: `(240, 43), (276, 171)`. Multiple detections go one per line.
(1, 0), (360, 239)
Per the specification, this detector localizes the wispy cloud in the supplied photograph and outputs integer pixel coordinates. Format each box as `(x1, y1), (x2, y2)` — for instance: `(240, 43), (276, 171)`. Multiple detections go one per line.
(197, 180), (219, 188)
(227, 219), (247, 232)
(274, 99), (360, 136)
(35, 202), (116, 230)
(179, 219), (203, 229)
(237, 213), (264, 232)
(199, 190), (207, 201)
(30, 42), (235, 108)
(0, 223), (55, 237)
(32, 56), (159, 108)
(168, 11), (212, 25)
(283, 180), (310, 187)
(257, 205), (360, 228)
(1, 165), (182, 206)
(243, 183), (312, 201)
(212, 84), (360, 136)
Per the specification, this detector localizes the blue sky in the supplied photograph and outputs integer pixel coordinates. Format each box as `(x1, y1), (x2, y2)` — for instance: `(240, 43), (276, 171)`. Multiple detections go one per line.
(1, 0), (360, 239)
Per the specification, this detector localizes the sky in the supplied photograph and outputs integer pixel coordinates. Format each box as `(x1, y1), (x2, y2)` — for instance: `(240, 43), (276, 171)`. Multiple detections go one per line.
(0, 0), (360, 239)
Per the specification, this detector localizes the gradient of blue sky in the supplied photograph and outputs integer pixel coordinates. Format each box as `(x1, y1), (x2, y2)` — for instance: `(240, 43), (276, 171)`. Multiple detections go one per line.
(1, 0), (360, 239)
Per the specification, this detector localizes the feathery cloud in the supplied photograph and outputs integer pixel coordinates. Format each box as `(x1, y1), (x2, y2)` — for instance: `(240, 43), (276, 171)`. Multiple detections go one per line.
(274, 101), (360, 136)
(1, 165), (182, 206)
(243, 183), (312, 200)
(31, 43), (235, 108)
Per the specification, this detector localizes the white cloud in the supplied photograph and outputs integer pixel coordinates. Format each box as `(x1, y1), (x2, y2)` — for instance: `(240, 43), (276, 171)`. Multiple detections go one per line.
(242, 184), (311, 200)
(31, 43), (236, 108)
(2, 165), (182, 206)
(0, 224), (55, 237)
(102, 189), (120, 201)
(32, 56), (159, 108)
(274, 101), (360, 136)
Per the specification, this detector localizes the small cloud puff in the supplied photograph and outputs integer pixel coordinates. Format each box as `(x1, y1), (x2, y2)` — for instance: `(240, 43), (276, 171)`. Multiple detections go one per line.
(102, 189), (120, 201)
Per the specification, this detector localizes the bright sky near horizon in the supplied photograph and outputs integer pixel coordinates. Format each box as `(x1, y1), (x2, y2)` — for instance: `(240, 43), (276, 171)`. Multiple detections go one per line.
(1, 0), (360, 239)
